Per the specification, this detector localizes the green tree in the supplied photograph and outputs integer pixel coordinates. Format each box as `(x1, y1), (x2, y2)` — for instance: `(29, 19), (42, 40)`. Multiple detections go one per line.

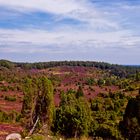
(119, 94), (140, 139)
(53, 93), (91, 138)
(21, 78), (35, 129)
(21, 77), (54, 134)
(34, 77), (54, 131)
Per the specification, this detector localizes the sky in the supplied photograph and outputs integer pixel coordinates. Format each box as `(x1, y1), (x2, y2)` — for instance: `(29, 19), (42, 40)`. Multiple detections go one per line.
(0, 0), (140, 64)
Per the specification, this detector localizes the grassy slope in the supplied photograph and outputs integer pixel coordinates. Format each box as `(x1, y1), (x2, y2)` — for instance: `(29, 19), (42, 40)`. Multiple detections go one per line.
(0, 62), (139, 139)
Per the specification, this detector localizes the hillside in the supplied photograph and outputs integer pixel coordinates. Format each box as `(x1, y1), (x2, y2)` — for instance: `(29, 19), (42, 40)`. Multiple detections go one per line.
(0, 60), (140, 139)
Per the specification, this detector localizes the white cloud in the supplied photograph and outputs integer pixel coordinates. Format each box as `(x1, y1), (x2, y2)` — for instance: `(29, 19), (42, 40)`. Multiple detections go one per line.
(0, 0), (121, 30)
(0, 28), (139, 53)
(0, 0), (139, 56)
(0, 0), (84, 14)
(120, 5), (140, 10)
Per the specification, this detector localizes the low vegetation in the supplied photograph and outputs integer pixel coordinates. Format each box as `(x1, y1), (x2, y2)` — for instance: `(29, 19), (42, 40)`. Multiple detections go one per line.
(0, 60), (140, 140)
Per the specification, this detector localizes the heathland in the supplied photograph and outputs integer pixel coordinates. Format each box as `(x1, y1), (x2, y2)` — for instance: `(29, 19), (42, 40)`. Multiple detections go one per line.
(0, 60), (140, 140)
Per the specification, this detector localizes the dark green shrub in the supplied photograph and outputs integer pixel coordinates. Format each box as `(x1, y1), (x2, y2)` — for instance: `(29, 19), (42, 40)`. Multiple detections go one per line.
(76, 86), (84, 98)
(87, 78), (95, 86)
(98, 79), (105, 86)
(0, 86), (8, 91)
(4, 96), (16, 102)
(0, 110), (20, 123)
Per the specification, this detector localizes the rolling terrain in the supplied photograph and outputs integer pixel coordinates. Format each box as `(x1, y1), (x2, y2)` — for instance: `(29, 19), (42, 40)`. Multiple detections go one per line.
(0, 60), (140, 139)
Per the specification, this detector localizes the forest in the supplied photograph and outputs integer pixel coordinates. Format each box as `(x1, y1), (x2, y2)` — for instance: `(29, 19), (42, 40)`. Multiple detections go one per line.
(0, 60), (140, 140)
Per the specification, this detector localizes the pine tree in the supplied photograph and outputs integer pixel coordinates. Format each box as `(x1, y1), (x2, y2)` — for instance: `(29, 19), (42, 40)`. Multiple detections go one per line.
(21, 77), (54, 134)
(21, 77), (35, 129)
(54, 93), (91, 138)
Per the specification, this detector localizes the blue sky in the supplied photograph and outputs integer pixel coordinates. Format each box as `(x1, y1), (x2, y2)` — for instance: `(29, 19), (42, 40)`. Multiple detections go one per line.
(0, 0), (140, 64)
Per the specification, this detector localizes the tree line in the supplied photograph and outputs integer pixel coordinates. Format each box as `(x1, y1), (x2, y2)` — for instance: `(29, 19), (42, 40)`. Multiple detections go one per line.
(0, 59), (140, 77)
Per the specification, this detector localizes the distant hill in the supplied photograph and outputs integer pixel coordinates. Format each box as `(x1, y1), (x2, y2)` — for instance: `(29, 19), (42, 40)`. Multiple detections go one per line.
(0, 59), (140, 77)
